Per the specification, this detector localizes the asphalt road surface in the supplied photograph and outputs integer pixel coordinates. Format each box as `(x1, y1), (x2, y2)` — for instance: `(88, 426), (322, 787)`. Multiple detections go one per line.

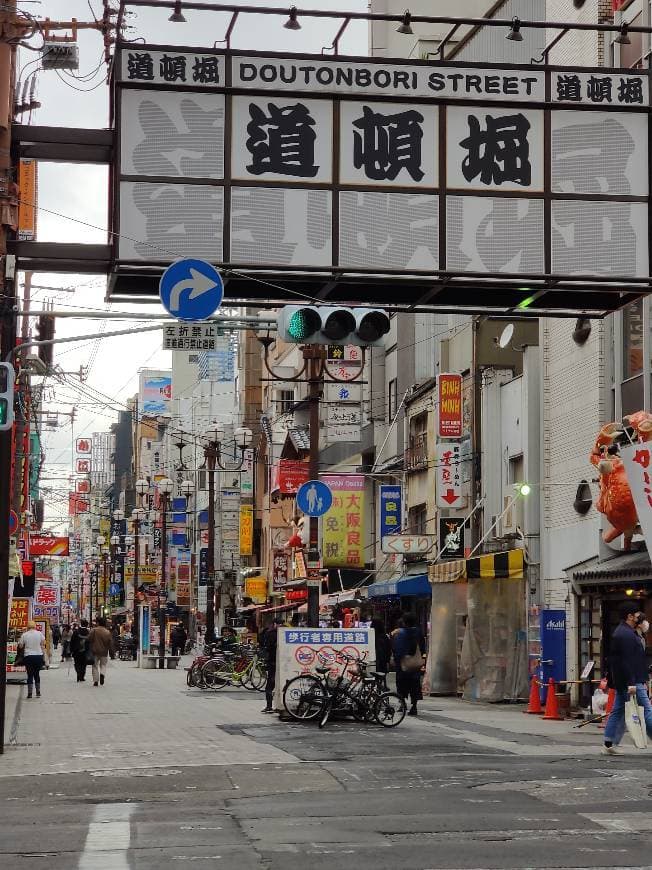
(2, 659), (652, 869)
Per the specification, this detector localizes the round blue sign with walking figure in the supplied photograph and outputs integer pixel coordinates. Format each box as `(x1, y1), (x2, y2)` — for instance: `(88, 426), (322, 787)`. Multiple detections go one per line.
(159, 258), (224, 322)
(296, 479), (333, 517)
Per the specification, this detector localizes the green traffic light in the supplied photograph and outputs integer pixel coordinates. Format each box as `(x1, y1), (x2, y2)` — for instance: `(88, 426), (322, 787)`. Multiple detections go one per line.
(287, 308), (321, 341)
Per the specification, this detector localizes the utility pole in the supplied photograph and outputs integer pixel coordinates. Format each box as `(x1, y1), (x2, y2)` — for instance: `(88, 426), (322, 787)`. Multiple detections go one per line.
(306, 347), (323, 628)
(205, 449), (217, 643)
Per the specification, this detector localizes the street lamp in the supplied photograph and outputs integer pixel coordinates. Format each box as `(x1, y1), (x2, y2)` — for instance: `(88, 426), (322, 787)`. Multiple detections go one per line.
(101, 545), (110, 617)
(131, 500), (147, 658)
(89, 546), (98, 621)
(157, 476), (173, 668)
(201, 423), (253, 643)
(110, 534), (121, 612)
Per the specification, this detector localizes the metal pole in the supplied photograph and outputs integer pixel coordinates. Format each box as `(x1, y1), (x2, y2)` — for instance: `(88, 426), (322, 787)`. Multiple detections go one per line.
(306, 348), (321, 628)
(205, 449), (216, 643)
(158, 495), (167, 668)
(0, 0), (18, 755)
(102, 555), (108, 613)
(94, 564), (99, 618)
(133, 518), (139, 658)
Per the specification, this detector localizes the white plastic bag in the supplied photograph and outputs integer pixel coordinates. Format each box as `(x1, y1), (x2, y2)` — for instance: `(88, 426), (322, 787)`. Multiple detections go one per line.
(625, 698), (648, 749)
(592, 687), (608, 716)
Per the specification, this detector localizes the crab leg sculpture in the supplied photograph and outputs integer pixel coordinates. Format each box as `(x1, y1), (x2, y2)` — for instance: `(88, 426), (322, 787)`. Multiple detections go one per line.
(590, 412), (652, 549)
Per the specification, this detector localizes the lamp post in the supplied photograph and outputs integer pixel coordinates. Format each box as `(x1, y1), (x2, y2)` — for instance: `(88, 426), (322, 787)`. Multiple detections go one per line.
(95, 535), (105, 619)
(101, 545), (110, 616)
(201, 423), (253, 643)
(157, 477), (173, 669)
(132, 485), (148, 656)
(89, 546), (98, 621)
(179, 478), (194, 637)
(110, 534), (120, 612)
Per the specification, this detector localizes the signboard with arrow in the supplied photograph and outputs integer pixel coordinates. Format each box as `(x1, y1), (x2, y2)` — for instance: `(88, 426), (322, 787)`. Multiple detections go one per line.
(159, 258), (224, 322)
(436, 442), (463, 508)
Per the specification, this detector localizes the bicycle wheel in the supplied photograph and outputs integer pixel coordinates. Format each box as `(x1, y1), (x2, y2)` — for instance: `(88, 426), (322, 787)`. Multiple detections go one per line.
(202, 658), (229, 690)
(189, 662), (206, 689)
(283, 675), (327, 721)
(248, 662), (267, 692)
(373, 692), (407, 728)
(318, 699), (333, 729)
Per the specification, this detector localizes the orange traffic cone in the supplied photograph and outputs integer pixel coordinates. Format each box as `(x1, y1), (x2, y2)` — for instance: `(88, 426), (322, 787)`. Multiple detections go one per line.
(525, 676), (543, 714)
(541, 678), (564, 720)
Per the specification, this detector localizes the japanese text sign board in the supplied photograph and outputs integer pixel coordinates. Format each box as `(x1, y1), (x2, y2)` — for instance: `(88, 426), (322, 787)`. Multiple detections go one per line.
(163, 322), (220, 351)
(272, 549), (290, 591)
(438, 374), (463, 438)
(114, 49), (651, 316)
(436, 442), (463, 508)
(275, 627), (374, 709)
(239, 504), (253, 556)
(276, 459), (309, 495)
(29, 534), (70, 556)
(34, 582), (60, 608)
(9, 598), (30, 631)
(381, 534), (433, 555)
(321, 474), (365, 568)
(622, 443), (652, 553)
(379, 485), (402, 538)
(244, 575), (268, 604)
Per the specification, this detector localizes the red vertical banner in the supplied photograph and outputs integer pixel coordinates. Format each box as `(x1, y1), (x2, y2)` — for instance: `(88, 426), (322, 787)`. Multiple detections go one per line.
(438, 373), (463, 438)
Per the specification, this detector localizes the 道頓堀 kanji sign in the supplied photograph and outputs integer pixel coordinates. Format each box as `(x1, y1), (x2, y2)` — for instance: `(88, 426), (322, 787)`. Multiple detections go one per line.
(111, 49), (651, 316)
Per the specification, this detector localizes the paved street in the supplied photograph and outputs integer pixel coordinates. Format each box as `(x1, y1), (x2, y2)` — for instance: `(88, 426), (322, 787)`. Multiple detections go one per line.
(2, 659), (652, 869)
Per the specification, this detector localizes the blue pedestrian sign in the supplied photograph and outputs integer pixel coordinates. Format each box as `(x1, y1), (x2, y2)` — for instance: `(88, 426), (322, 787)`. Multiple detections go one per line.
(159, 258), (223, 322)
(296, 479), (333, 517)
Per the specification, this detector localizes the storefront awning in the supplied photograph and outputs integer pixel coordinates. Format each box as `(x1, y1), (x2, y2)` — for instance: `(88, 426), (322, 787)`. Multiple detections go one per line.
(571, 549), (651, 586)
(467, 549), (524, 580)
(429, 559), (466, 584)
(367, 573), (430, 598)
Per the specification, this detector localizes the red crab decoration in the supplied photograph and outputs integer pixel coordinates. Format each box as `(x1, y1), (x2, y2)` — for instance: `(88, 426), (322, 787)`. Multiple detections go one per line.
(590, 411), (652, 549)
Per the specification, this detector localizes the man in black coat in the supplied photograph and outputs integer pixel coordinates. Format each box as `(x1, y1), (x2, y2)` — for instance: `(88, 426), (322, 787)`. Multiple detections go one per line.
(260, 617), (283, 714)
(603, 602), (652, 754)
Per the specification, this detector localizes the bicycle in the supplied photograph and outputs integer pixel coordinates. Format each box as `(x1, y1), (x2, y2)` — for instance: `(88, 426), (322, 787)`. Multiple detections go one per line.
(282, 650), (406, 728)
(201, 646), (266, 691)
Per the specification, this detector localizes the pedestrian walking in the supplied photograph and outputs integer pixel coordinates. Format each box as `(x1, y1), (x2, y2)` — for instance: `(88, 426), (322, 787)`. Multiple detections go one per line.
(603, 603), (652, 754)
(170, 621), (187, 657)
(370, 618), (392, 675)
(18, 620), (46, 699)
(89, 617), (113, 686)
(260, 617), (283, 713)
(51, 624), (61, 651)
(70, 620), (91, 682)
(392, 613), (426, 717)
(61, 625), (72, 661)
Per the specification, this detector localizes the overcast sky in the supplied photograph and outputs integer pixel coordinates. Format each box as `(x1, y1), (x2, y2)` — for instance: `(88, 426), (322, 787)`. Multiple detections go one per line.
(24, 0), (368, 528)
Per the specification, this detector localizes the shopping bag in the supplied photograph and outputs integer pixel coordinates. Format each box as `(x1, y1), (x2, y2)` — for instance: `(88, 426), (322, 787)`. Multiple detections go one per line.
(625, 697), (648, 749)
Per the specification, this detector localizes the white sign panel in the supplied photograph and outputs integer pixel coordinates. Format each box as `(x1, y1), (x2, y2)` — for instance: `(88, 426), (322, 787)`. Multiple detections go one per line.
(327, 405), (361, 427)
(381, 534), (434, 555)
(436, 442), (463, 508)
(326, 424), (361, 444)
(240, 448), (254, 496)
(325, 381), (362, 404)
(114, 49), (651, 314)
(163, 322), (221, 351)
(275, 626), (374, 709)
(621, 442), (652, 552)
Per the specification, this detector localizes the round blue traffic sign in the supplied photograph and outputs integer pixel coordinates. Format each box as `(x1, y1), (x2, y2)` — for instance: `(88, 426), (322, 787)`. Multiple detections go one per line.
(9, 509), (18, 535)
(296, 480), (333, 517)
(159, 258), (224, 322)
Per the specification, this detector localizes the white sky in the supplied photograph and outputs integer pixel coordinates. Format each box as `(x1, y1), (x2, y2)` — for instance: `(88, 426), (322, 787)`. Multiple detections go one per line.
(25, 1), (368, 528)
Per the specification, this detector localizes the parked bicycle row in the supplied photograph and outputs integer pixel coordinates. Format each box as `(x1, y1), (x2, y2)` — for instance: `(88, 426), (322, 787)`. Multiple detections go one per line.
(186, 642), (268, 692)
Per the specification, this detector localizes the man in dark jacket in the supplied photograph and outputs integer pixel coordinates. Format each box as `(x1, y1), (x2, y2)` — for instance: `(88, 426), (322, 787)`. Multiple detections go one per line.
(170, 622), (187, 656)
(260, 617), (283, 713)
(604, 602), (652, 754)
(392, 613), (426, 717)
(70, 620), (91, 682)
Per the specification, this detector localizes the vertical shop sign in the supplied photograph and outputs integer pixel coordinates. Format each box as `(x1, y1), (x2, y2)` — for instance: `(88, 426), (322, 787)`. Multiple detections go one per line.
(436, 442), (463, 508)
(379, 484), (402, 537)
(272, 549), (290, 591)
(622, 442), (652, 552)
(239, 504), (253, 556)
(321, 474), (365, 568)
(438, 373), (463, 438)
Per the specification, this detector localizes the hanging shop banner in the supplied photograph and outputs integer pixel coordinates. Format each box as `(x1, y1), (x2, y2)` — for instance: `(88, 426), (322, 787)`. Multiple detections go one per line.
(75, 437), (92, 454)
(125, 565), (159, 584)
(272, 549), (290, 591)
(75, 479), (90, 494)
(379, 485), (402, 537)
(29, 534), (70, 556)
(239, 504), (253, 556)
(438, 374), (463, 438)
(240, 448), (255, 496)
(244, 575), (268, 604)
(9, 598), (30, 631)
(621, 442), (652, 553)
(76, 458), (91, 473)
(68, 493), (90, 515)
(199, 547), (208, 586)
(34, 581), (60, 608)
(439, 517), (465, 559)
(436, 442), (463, 508)
(18, 158), (37, 241)
(176, 580), (191, 607)
(112, 50), (651, 317)
(321, 474), (365, 568)
(275, 459), (310, 495)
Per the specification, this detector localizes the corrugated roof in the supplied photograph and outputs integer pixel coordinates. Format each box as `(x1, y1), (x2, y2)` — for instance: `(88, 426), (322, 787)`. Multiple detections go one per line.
(573, 549), (651, 582)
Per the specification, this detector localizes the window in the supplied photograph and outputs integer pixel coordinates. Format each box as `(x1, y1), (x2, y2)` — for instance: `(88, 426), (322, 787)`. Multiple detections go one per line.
(623, 298), (643, 380)
(508, 455), (525, 531)
(409, 503), (427, 535)
(406, 411), (428, 469)
(277, 389), (294, 414)
(388, 378), (398, 422)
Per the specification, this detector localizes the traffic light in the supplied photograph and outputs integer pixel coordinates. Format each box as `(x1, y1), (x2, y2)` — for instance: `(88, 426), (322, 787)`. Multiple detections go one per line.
(277, 306), (390, 346)
(36, 314), (55, 367)
(0, 363), (15, 431)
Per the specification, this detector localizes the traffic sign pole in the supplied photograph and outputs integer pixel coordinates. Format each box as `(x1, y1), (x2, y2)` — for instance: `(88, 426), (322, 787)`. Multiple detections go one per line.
(307, 348), (323, 627)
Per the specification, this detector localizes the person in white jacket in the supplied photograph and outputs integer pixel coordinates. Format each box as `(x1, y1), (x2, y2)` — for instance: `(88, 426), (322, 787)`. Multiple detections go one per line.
(18, 620), (46, 698)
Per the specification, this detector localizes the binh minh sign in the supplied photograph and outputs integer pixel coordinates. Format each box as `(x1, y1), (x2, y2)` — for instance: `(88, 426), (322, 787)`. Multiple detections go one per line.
(111, 48), (651, 315)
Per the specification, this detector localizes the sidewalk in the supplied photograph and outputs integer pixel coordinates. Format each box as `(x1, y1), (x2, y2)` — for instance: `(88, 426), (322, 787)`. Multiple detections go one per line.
(1, 654), (298, 777)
